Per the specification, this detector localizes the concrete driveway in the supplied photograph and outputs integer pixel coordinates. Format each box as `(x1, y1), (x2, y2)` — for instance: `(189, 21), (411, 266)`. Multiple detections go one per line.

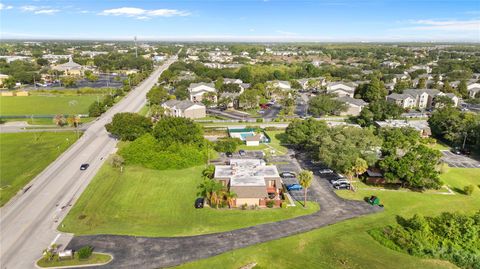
(66, 150), (382, 269)
(441, 150), (480, 168)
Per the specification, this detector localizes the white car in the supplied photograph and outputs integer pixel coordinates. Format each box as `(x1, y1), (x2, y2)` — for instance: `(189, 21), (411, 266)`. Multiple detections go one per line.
(319, 169), (333, 174)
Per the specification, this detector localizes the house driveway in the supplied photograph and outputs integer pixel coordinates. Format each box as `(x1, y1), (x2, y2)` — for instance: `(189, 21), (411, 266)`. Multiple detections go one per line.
(66, 151), (382, 269)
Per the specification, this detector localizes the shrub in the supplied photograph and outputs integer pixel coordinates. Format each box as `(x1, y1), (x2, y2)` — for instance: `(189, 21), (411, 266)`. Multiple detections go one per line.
(119, 134), (207, 170)
(76, 246), (93, 260)
(266, 200), (275, 208)
(241, 203), (248, 210)
(256, 118), (263, 123)
(464, 185), (475, 195)
(214, 138), (242, 153)
(281, 202), (287, 208)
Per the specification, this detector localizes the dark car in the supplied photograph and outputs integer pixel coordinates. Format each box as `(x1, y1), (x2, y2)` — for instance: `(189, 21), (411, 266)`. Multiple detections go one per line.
(280, 172), (296, 178)
(194, 198), (204, 208)
(80, 163), (90, 170)
(461, 148), (471, 155)
(286, 184), (303, 191)
(239, 150), (246, 156)
(226, 152), (233, 157)
(451, 147), (462, 155)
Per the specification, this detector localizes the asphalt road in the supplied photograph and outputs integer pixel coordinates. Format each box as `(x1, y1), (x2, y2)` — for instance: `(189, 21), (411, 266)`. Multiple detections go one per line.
(0, 57), (177, 269)
(67, 150), (382, 269)
(262, 104), (282, 119)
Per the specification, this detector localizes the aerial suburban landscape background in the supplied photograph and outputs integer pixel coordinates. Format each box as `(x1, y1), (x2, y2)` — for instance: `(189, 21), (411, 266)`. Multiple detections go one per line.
(0, 0), (479, 269)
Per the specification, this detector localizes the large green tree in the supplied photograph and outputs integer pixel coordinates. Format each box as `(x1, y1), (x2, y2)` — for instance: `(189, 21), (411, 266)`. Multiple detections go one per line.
(153, 117), (204, 146)
(105, 112), (152, 141)
(308, 94), (347, 117)
(355, 100), (404, 126)
(356, 77), (387, 102)
(147, 85), (170, 105)
(285, 118), (328, 150)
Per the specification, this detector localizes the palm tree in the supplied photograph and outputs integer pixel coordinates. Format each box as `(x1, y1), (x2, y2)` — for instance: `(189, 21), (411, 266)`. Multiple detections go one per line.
(298, 170), (313, 207)
(210, 184), (224, 208)
(197, 179), (224, 208)
(224, 191), (238, 209)
(202, 165), (215, 180)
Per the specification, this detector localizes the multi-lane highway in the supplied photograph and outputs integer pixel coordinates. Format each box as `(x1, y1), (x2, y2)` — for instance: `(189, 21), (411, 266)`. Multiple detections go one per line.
(0, 56), (177, 269)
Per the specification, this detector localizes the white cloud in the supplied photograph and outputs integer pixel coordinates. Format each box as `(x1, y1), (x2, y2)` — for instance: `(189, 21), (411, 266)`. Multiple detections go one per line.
(0, 3), (13, 10)
(404, 19), (480, 31)
(20, 5), (59, 15)
(99, 7), (190, 19)
(275, 30), (298, 36)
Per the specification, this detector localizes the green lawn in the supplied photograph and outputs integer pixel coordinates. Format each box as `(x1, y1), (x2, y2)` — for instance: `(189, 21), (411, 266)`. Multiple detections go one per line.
(1, 117), (96, 126)
(173, 168), (480, 269)
(0, 132), (79, 206)
(60, 165), (319, 237)
(0, 95), (100, 116)
(37, 253), (111, 268)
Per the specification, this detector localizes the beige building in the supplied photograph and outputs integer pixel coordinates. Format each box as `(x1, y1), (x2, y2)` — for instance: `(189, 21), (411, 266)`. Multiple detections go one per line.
(161, 100), (206, 119)
(52, 58), (84, 76)
(188, 82), (217, 103)
(335, 96), (368, 116)
(214, 159), (282, 207)
(386, 89), (458, 110)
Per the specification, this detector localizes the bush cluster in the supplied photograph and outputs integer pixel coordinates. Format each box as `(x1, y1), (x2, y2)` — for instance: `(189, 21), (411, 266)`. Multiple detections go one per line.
(371, 211), (480, 269)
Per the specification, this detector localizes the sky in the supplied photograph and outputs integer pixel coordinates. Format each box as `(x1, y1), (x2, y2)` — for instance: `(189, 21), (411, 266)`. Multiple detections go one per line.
(0, 0), (479, 42)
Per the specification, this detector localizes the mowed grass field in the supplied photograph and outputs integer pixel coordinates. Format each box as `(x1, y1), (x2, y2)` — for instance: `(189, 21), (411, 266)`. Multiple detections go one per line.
(60, 164), (319, 237)
(173, 168), (480, 269)
(0, 95), (99, 116)
(0, 132), (79, 206)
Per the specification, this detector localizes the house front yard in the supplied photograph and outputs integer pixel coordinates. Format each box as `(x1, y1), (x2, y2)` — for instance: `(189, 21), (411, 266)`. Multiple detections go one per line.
(60, 164), (318, 237)
(172, 168), (480, 269)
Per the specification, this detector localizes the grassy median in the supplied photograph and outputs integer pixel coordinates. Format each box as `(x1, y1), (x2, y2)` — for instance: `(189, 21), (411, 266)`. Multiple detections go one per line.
(173, 168), (480, 269)
(60, 164), (319, 237)
(0, 95), (99, 116)
(0, 132), (79, 206)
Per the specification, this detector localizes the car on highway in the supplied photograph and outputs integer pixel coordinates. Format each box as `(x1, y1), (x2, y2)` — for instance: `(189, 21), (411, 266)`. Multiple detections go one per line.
(80, 163), (90, 170)
(319, 169), (334, 174)
(286, 184), (303, 191)
(194, 198), (204, 208)
(333, 182), (351, 190)
(280, 171), (296, 178)
(239, 150), (246, 156)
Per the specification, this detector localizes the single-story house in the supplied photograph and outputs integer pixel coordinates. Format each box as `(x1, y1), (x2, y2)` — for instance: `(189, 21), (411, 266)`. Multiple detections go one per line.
(468, 82), (480, 98)
(214, 159), (282, 207)
(245, 134), (262, 146)
(161, 100), (206, 119)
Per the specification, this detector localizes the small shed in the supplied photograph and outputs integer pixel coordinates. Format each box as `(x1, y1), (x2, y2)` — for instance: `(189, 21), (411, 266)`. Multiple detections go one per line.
(245, 134), (261, 147)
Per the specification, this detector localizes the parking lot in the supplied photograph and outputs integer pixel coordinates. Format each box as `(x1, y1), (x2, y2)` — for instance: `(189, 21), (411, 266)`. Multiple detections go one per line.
(441, 150), (480, 168)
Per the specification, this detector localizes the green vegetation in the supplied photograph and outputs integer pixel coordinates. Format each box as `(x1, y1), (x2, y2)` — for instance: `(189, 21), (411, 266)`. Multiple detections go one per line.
(370, 211), (480, 268)
(105, 112), (152, 141)
(0, 95), (100, 115)
(37, 253), (111, 268)
(173, 168), (480, 269)
(60, 165), (318, 237)
(0, 132), (78, 206)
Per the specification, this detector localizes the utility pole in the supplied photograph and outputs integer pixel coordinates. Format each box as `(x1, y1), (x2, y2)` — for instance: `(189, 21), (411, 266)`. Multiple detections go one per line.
(134, 36), (138, 58)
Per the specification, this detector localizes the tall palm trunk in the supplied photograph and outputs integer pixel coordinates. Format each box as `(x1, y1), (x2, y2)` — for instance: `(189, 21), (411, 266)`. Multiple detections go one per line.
(303, 187), (308, 207)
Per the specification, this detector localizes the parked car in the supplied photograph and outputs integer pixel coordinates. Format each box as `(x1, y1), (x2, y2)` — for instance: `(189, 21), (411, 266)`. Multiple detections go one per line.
(280, 171), (296, 178)
(333, 182), (350, 190)
(461, 148), (471, 155)
(319, 169), (333, 174)
(286, 184), (303, 191)
(330, 178), (349, 185)
(80, 163), (90, 170)
(225, 152), (233, 157)
(194, 198), (204, 208)
(239, 150), (246, 156)
(451, 147), (462, 155)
